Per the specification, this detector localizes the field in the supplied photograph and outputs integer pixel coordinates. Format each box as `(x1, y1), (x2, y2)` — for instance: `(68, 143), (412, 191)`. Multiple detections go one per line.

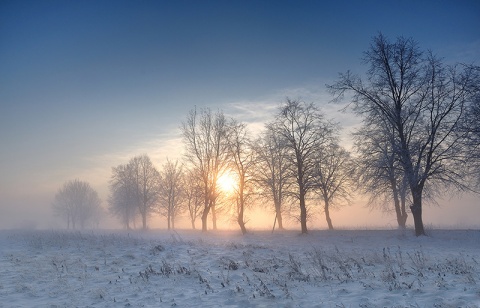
(1, 228), (479, 307)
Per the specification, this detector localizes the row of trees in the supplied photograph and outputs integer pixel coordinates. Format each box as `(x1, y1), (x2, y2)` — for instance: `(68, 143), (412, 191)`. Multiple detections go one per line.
(108, 155), (187, 230)
(106, 101), (354, 234)
(53, 34), (479, 235)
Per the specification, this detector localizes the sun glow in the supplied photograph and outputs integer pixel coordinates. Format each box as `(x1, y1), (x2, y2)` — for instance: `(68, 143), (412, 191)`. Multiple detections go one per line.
(217, 172), (237, 194)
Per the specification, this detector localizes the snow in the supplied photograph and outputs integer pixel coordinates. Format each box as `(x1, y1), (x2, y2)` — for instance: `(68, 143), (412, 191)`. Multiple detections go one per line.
(1, 228), (479, 307)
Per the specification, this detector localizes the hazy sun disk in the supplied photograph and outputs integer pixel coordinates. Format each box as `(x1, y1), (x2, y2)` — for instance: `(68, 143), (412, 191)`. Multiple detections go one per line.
(217, 172), (237, 193)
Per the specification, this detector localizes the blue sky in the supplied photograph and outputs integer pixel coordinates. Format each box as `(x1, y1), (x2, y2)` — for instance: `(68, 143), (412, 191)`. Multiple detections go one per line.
(1, 0), (479, 228)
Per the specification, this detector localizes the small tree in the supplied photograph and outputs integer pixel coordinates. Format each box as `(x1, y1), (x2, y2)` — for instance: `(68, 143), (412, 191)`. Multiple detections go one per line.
(129, 154), (161, 230)
(353, 120), (409, 228)
(109, 163), (138, 229)
(252, 125), (291, 230)
(271, 99), (335, 233)
(313, 141), (355, 230)
(184, 166), (204, 229)
(181, 107), (230, 231)
(158, 159), (184, 230)
(226, 120), (255, 234)
(53, 179), (102, 229)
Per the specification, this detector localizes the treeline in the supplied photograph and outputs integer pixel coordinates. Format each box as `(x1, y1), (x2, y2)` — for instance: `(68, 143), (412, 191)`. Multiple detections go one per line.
(105, 101), (350, 233)
(52, 34), (480, 236)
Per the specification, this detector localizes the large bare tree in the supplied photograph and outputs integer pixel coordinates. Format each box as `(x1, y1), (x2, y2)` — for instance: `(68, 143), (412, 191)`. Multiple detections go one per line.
(53, 179), (102, 229)
(181, 107), (230, 231)
(271, 99), (335, 233)
(329, 34), (479, 235)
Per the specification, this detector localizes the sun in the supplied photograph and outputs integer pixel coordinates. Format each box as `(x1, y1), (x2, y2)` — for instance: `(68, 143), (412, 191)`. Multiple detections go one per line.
(217, 172), (237, 194)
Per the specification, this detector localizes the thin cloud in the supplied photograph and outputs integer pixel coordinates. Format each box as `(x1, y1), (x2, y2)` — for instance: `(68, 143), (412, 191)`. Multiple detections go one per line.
(222, 83), (362, 147)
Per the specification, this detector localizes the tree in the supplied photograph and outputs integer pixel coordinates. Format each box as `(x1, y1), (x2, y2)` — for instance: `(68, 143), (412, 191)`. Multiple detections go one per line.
(109, 163), (138, 229)
(158, 159), (184, 230)
(353, 119), (409, 228)
(129, 154), (161, 230)
(52, 179), (102, 229)
(252, 125), (291, 230)
(271, 99), (335, 233)
(184, 166), (204, 229)
(226, 120), (255, 234)
(181, 107), (230, 231)
(329, 34), (480, 236)
(461, 76), (480, 187)
(313, 140), (355, 230)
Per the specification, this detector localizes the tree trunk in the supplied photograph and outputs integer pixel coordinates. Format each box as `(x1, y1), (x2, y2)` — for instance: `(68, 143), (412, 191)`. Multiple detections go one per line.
(274, 201), (284, 230)
(169, 207), (173, 230)
(299, 192), (308, 234)
(393, 191), (406, 229)
(237, 211), (247, 235)
(399, 190), (408, 228)
(390, 178), (407, 229)
(201, 206), (209, 232)
(189, 204), (196, 229)
(410, 188), (425, 236)
(211, 204), (217, 230)
(324, 198), (334, 230)
(237, 194), (247, 235)
(142, 212), (147, 230)
(276, 211), (284, 230)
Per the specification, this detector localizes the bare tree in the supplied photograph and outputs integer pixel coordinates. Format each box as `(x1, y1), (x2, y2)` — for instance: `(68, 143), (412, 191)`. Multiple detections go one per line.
(129, 154), (161, 230)
(353, 119), (409, 228)
(109, 163), (137, 229)
(226, 120), (255, 234)
(252, 125), (291, 230)
(271, 99), (335, 233)
(52, 179), (102, 229)
(314, 141), (355, 230)
(461, 76), (480, 187)
(158, 159), (184, 230)
(184, 166), (204, 229)
(329, 34), (480, 236)
(181, 107), (230, 231)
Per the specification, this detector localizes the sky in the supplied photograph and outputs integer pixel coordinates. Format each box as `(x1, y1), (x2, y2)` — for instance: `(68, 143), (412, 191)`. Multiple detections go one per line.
(1, 0), (479, 229)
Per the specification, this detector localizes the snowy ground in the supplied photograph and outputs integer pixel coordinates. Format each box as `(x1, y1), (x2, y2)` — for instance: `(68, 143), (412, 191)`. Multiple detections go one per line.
(0, 228), (479, 307)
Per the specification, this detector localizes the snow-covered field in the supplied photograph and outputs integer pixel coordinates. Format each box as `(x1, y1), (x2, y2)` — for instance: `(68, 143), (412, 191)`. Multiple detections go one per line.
(1, 228), (479, 307)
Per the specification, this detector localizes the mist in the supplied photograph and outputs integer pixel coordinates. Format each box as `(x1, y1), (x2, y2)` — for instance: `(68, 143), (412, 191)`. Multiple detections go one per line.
(1, 190), (478, 231)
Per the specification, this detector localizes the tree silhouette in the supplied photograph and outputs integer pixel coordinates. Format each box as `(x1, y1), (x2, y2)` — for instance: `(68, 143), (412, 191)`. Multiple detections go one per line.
(53, 179), (102, 229)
